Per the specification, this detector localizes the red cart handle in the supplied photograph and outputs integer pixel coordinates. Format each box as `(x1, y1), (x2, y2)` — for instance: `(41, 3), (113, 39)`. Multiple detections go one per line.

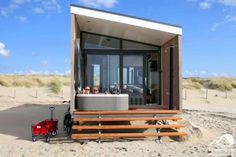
(49, 107), (55, 120)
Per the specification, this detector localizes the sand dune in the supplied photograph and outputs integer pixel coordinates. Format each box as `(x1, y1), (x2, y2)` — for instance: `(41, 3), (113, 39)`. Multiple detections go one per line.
(0, 86), (235, 156)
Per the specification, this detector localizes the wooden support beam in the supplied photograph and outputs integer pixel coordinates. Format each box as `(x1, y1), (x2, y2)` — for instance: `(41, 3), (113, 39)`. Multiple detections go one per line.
(73, 117), (182, 122)
(71, 132), (188, 139)
(72, 124), (184, 130)
(73, 110), (180, 115)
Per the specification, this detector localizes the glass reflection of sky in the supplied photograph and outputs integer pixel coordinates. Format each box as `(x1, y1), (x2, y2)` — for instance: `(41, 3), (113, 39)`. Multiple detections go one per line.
(92, 64), (100, 86)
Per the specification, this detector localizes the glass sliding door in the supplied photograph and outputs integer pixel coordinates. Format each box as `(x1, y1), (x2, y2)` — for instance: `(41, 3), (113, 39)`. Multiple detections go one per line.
(86, 54), (120, 93)
(81, 32), (162, 108)
(86, 53), (160, 107)
(146, 53), (160, 105)
(122, 55), (144, 105)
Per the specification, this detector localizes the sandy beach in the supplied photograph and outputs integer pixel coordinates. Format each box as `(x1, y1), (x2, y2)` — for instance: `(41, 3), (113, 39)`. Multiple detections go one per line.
(0, 86), (236, 157)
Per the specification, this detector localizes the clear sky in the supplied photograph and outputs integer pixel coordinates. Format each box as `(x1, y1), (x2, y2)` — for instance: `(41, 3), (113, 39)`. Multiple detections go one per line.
(0, 0), (236, 77)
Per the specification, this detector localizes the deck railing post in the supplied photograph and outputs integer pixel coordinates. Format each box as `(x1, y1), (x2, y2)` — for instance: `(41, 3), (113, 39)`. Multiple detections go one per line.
(97, 114), (101, 144)
(13, 88), (16, 99)
(184, 88), (187, 100)
(225, 89), (227, 99)
(36, 88), (38, 99)
(206, 88), (208, 99)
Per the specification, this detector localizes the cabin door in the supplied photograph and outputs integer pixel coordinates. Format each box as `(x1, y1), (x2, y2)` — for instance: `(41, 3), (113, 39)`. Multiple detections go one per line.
(145, 53), (160, 106)
(122, 55), (144, 105)
(122, 53), (160, 107)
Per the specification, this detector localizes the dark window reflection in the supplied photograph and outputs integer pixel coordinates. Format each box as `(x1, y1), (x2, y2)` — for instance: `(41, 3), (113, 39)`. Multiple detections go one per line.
(123, 40), (159, 50)
(82, 33), (120, 49)
(146, 53), (160, 105)
(123, 55), (144, 105)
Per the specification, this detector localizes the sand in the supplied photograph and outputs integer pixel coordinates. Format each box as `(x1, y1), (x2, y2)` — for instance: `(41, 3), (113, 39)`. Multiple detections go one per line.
(182, 89), (236, 114)
(0, 86), (235, 157)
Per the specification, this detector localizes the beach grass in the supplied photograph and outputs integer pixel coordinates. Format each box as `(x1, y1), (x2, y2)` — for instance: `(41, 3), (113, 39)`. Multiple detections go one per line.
(49, 79), (63, 94)
(0, 75), (235, 92)
(0, 74), (70, 88)
(183, 77), (236, 91)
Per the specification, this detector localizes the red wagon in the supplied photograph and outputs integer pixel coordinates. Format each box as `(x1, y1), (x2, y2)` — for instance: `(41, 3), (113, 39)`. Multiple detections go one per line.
(31, 107), (58, 142)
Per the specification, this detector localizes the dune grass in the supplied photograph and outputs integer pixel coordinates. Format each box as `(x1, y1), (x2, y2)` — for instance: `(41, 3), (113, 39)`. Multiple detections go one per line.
(183, 77), (236, 91)
(182, 78), (203, 90)
(0, 74), (235, 92)
(0, 75), (70, 90)
(49, 79), (63, 94)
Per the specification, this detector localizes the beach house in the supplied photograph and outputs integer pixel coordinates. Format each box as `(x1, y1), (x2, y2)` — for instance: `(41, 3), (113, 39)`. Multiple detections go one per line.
(69, 5), (186, 140)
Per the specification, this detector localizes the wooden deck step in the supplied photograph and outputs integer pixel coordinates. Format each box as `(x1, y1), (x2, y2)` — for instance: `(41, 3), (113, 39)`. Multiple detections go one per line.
(72, 124), (184, 130)
(71, 132), (187, 139)
(73, 117), (182, 122)
(72, 110), (187, 140)
(73, 110), (180, 115)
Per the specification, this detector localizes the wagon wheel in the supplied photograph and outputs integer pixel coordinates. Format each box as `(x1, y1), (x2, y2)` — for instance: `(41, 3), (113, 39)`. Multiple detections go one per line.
(66, 125), (72, 136)
(32, 135), (37, 142)
(51, 130), (57, 136)
(63, 112), (72, 132)
(63, 112), (72, 136)
(45, 135), (50, 142)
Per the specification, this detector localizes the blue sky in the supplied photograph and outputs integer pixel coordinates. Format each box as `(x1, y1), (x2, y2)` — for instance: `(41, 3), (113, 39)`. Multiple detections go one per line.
(0, 0), (236, 77)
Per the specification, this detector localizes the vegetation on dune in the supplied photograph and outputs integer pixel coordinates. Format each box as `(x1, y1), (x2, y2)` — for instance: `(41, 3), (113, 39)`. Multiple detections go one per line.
(0, 75), (235, 92)
(33, 77), (46, 86)
(0, 75), (70, 91)
(182, 78), (203, 90)
(203, 79), (233, 91)
(183, 77), (236, 91)
(232, 81), (236, 88)
(0, 76), (11, 87)
(49, 79), (62, 94)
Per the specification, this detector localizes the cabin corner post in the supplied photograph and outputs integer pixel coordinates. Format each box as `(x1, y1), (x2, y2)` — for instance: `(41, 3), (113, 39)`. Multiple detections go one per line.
(70, 14), (81, 113)
(70, 14), (75, 113)
(161, 42), (169, 108)
(70, 14), (80, 113)
(161, 35), (181, 110)
(178, 35), (182, 111)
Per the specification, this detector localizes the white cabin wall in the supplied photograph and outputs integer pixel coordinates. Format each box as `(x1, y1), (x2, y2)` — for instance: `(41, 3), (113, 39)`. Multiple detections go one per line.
(70, 14), (81, 113)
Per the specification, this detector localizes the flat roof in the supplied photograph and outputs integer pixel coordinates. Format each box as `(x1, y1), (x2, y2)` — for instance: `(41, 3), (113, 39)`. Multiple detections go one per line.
(70, 5), (182, 45)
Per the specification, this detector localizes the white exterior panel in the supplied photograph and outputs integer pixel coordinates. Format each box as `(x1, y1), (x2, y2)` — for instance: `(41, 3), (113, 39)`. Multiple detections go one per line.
(71, 6), (182, 35)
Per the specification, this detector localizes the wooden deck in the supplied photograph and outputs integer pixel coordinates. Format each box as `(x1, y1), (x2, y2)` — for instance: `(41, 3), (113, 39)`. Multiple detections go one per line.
(73, 109), (181, 115)
(71, 109), (187, 140)
(72, 124), (184, 130)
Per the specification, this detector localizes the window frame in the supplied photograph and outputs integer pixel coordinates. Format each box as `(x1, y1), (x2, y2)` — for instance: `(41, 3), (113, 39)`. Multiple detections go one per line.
(80, 31), (162, 106)
(81, 31), (161, 51)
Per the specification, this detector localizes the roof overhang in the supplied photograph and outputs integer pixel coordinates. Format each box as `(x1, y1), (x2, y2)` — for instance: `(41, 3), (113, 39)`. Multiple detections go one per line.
(70, 5), (182, 46)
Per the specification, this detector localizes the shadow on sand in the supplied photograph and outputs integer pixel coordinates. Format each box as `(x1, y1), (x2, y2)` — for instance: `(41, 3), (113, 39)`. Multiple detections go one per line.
(0, 103), (70, 142)
(0, 104), (185, 143)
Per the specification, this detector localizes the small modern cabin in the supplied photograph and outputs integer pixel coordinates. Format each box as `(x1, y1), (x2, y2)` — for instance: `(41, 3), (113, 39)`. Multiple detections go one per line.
(70, 5), (182, 112)
(69, 5), (186, 140)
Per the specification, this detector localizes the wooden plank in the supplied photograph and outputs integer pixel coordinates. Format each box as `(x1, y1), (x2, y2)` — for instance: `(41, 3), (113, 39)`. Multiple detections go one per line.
(73, 110), (180, 115)
(72, 124), (184, 130)
(73, 117), (182, 122)
(71, 132), (187, 139)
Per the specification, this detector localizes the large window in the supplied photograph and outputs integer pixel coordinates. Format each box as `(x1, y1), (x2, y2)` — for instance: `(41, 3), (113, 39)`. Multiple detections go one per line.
(82, 32), (160, 51)
(86, 55), (120, 92)
(82, 32), (161, 106)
